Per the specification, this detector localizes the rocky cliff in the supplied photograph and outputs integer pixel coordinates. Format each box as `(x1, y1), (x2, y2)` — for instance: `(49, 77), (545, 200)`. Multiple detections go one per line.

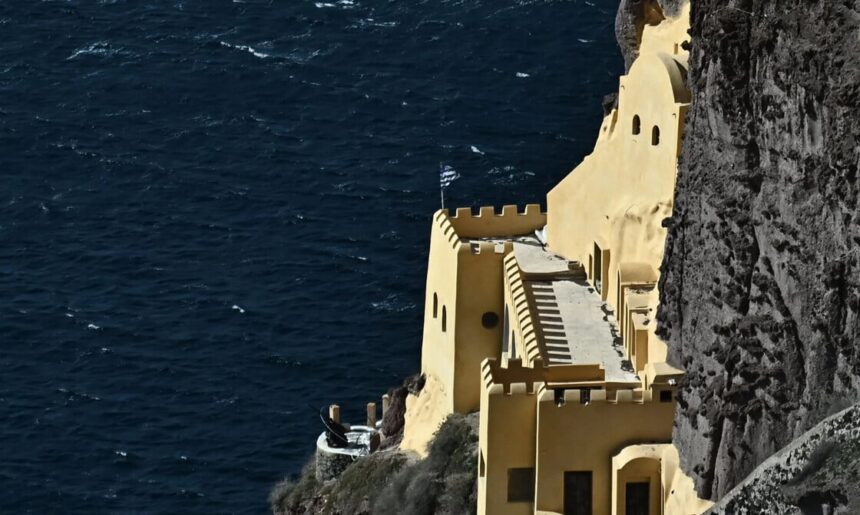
(707, 405), (860, 514)
(653, 0), (860, 501)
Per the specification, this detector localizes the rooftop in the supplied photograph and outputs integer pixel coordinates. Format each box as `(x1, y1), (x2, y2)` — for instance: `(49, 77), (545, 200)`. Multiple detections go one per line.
(511, 241), (638, 384)
(512, 237), (581, 276)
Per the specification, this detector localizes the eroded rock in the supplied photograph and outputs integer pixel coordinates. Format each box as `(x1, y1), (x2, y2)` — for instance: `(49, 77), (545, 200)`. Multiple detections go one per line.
(656, 0), (860, 501)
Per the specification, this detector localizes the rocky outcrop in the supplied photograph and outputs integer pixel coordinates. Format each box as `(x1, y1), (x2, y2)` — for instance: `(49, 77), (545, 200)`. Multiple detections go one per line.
(379, 374), (424, 450)
(615, 0), (685, 70)
(656, 0), (860, 501)
(707, 404), (860, 514)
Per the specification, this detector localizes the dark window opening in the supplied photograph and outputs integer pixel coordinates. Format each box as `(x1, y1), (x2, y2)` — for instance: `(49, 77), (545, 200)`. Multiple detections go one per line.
(593, 243), (603, 295)
(632, 115), (641, 135)
(479, 451), (486, 478)
(580, 389), (591, 405)
(554, 389), (566, 407)
(660, 390), (673, 403)
(507, 468), (535, 503)
(433, 293), (438, 318)
(442, 306), (447, 332)
(482, 311), (500, 329)
(564, 471), (592, 515)
(652, 126), (660, 146)
(626, 482), (650, 515)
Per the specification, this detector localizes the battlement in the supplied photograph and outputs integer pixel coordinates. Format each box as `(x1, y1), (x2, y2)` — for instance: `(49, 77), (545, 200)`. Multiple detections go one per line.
(482, 357), (545, 393)
(537, 384), (656, 405)
(483, 358), (609, 395)
(436, 204), (546, 241)
(435, 210), (463, 250)
(466, 240), (512, 256)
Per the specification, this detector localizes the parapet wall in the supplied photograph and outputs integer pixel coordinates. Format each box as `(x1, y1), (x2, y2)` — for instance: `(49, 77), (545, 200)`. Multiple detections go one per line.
(482, 358), (609, 395)
(537, 383), (658, 405)
(482, 358), (544, 394)
(434, 210), (463, 250)
(442, 204), (546, 239)
(503, 254), (542, 364)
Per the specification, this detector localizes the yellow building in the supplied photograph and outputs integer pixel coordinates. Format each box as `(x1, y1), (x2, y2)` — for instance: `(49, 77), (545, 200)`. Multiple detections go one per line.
(403, 3), (711, 514)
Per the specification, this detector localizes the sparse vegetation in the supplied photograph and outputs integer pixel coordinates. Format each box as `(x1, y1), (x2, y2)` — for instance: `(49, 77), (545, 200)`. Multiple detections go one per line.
(270, 413), (478, 515)
(374, 413), (478, 515)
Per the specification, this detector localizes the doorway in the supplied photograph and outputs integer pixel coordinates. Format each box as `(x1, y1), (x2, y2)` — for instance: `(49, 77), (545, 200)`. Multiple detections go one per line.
(625, 482), (650, 515)
(563, 471), (592, 515)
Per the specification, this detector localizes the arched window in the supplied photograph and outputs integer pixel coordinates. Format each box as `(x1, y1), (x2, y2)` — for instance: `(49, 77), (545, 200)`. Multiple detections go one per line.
(433, 293), (438, 318)
(632, 115), (641, 135)
(652, 126), (660, 146)
(442, 306), (447, 332)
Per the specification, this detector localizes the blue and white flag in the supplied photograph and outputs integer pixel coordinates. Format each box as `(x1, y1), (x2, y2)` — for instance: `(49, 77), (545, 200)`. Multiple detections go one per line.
(439, 164), (460, 189)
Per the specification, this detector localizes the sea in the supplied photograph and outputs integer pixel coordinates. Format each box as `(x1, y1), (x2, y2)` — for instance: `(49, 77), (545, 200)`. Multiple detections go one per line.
(0, 1), (621, 513)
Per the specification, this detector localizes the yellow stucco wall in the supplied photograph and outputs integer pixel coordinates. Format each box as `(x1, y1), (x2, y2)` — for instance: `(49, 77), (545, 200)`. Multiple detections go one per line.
(454, 242), (510, 413)
(400, 373), (449, 457)
(611, 444), (714, 515)
(546, 48), (690, 317)
(478, 381), (538, 515)
(409, 206), (545, 454)
(638, 3), (692, 59)
(419, 211), (462, 415)
(660, 445), (714, 514)
(614, 457), (662, 515)
(534, 387), (676, 515)
(406, 3), (713, 512)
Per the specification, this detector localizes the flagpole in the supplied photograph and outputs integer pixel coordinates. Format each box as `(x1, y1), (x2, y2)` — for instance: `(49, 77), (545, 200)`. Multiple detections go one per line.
(439, 163), (445, 210)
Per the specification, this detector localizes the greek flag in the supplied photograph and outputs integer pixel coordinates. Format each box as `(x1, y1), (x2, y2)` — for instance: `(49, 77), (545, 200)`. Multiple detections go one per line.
(439, 164), (460, 189)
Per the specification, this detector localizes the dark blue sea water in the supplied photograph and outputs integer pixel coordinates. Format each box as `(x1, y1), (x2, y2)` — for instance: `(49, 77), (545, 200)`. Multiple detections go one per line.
(0, 1), (621, 513)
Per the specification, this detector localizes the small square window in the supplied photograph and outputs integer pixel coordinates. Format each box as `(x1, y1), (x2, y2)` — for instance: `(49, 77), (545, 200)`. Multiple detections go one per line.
(507, 468), (535, 503)
(660, 390), (673, 403)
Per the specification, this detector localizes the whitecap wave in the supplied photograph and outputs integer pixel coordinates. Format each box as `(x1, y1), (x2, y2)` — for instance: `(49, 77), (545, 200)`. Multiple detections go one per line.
(488, 166), (536, 186)
(315, 0), (356, 8)
(220, 41), (270, 59)
(371, 293), (416, 313)
(67, 41), (126, 60)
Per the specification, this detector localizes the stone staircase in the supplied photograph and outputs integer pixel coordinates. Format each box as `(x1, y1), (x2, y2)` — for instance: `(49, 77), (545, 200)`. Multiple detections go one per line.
(529, 281), (573, 364)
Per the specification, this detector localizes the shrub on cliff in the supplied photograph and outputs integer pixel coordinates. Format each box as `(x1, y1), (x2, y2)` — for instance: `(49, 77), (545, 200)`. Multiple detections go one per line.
(270, 451), (407, 515)
(270, 412), (478, 515)
(373, 413), (478, 515)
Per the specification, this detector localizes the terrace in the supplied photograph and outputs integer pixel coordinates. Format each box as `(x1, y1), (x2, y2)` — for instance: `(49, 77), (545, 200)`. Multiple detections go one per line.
(508, 239), (639, 385)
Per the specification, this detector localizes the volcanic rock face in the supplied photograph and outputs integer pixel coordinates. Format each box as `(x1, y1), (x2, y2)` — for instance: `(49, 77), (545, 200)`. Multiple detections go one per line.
(707, 405), (860, 514)
(655, 0), (860, 501)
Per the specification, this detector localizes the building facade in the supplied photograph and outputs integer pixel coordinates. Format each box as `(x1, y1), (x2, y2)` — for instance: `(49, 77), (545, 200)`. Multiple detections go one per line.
(404, 3), (711, 514)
